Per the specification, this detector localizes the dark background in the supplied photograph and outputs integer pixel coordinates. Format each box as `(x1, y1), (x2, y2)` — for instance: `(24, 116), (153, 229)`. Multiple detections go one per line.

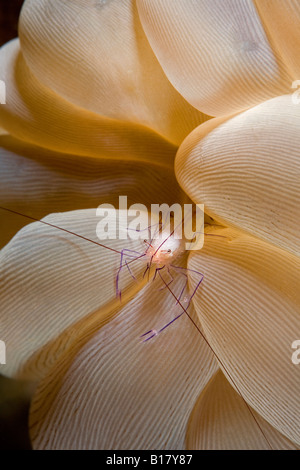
(0, 0), (32, 450)
(0, 0), (24, 46)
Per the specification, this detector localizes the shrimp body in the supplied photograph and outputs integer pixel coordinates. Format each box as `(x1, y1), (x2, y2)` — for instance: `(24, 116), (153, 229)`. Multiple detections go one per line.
(145, 229), (186, 268)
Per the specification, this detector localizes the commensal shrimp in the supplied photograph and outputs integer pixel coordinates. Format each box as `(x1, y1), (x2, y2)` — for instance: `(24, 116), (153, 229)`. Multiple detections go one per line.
(115, 211), (206, 342)
(0, 205), (273, 449)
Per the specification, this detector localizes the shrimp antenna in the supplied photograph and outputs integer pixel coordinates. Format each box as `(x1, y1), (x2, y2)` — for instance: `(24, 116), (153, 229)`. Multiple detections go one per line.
(0, 206), (123, 255)
(158, 270), (274, 450)
(0, 205), (274, 448)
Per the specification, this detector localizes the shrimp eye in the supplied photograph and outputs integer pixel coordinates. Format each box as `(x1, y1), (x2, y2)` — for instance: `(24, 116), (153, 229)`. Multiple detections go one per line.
(167, 249), (171, 253)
